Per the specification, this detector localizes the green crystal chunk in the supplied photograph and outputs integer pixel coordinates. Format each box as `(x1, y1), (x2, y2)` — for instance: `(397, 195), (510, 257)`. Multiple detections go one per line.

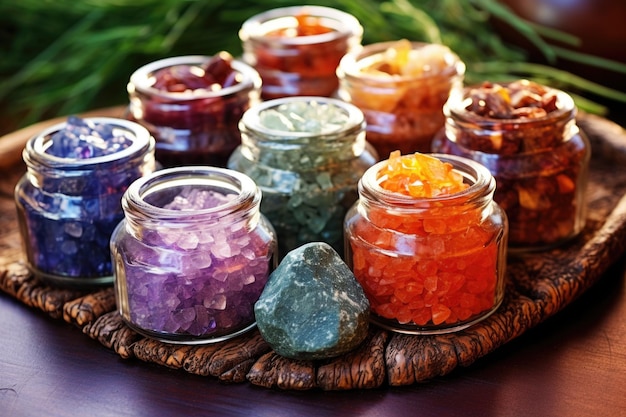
(259, 100), (349, 134)
(254, 242), (370, 360)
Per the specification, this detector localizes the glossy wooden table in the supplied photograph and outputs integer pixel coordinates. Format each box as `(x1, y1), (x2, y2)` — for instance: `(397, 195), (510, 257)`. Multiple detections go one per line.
(1, 110), (626, 417)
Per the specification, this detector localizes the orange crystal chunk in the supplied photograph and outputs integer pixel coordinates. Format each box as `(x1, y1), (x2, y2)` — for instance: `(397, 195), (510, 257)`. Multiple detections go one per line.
(361, 39), (452, 78)
(267, 13), (334, 37)
(378, 151), (468, 198)
(349, 152), (500, 328)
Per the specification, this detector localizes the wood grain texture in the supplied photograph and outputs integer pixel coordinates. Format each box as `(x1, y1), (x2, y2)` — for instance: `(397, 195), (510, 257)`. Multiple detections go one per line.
(247, 351), (317, 390)
(82, 310), (141, 359)
(1, 112), (625, 391)
(316, 329), (388, 390)
(132, 338), (196, 369)
(63, 287), (116, 326)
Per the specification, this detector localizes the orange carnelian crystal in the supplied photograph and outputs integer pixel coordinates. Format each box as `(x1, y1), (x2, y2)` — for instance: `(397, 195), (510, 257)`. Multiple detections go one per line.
(267, 14), (334, 37)
(375, 39), (412, 76)
(294, 14), (334, 36)
(348, 150), (500, 329)
(378, 151), (468, 198)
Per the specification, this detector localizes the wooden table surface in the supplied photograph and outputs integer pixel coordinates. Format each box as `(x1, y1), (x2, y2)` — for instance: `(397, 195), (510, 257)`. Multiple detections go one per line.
(1, 111), (626, 417)
(1, 257), (624, 417)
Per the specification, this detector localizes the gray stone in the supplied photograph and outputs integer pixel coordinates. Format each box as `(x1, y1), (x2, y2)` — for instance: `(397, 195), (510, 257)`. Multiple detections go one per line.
(254, 242), (370, 360)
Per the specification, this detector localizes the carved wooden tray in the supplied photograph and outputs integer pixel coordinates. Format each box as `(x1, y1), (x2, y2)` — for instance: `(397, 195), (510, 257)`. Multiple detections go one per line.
(1, 110), (626, 390)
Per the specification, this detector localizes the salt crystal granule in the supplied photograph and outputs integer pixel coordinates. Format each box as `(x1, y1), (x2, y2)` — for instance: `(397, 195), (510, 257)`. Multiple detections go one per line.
(187, 252), (212, 270)
(61, 240), (78, 255)
(157, 228), (179, 246)
(241, 248), (256, 260)
(196, 229), (215, 244)
(205, 294), (227, 310)
(63, 222), (83, 238)
(210, 243), (231, 259)
(176, 233), (199, 250)
(211, 268), (229, 282)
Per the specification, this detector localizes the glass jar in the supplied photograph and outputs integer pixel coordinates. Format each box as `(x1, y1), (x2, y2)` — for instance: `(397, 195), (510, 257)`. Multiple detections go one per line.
(239, 5), (363, 99)
(14, 116), (156, 287)
(432, 80), (591, 251)
(127, 54), (261, 168)
(344, 153), (508, 334)
(228, 96), (378, 259)
(110, 166), (277, 344)
(337, 40), (465, 158)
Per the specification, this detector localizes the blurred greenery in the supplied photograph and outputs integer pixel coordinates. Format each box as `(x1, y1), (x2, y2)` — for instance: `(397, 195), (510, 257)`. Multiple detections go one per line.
(1, 0), (625, 134)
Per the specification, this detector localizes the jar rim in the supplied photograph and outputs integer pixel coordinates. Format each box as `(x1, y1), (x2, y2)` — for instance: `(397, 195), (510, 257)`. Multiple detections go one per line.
(123, 166), (260, 222)
(128, 55), (261, 100)
(359, 153), (495, 208)
(23, 117), (154, 170)
(239, 96), (365, 140)
(238, 5), (363, 46)
(445, 81), (577, 126)
(337, 41), (465, 82)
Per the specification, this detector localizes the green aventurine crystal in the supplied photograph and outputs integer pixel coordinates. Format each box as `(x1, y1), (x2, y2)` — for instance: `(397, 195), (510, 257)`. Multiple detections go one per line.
(229, 97), (377, 258)
(254, 242), (370, 360)
(259, 100), (349, 134)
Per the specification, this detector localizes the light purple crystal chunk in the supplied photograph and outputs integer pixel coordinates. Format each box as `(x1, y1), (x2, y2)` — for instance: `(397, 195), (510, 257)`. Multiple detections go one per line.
(163, 186), (236, 211)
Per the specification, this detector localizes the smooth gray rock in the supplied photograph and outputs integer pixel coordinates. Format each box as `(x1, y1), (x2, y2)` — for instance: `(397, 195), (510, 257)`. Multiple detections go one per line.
(254, 242), (370, 360)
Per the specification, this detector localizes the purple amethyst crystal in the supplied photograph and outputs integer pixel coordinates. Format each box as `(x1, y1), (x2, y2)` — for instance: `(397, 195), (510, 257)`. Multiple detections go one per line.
(114, 183), (275, 341)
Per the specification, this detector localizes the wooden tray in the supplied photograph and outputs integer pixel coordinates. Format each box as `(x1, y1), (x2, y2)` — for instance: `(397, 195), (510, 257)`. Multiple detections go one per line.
(1, 109), (626, 391)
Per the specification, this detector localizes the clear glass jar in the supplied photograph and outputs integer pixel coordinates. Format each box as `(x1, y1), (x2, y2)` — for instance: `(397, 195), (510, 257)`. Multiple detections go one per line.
(127, 54), (261, 168)
(111, 166), (277, 344)
(337, 40), (465, 158)
(228, 96), (378, 259)
(432, 80), (591, 251)
(344, 154), (508, 334)
(239, 5), (363, 99)
(15, 117), (156, 287)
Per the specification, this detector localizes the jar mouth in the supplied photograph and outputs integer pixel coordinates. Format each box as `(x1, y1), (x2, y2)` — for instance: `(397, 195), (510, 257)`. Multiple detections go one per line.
(128, 55), (261, 99)
(337, 41), (465, 82)
(123, 166), (260, 222)
(240, 96), (365, 140)
(24, 117), (154, 170)
(360, 153), (495, 207)
(238, 5), (363, 46)
(445, 83), (577, 127)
